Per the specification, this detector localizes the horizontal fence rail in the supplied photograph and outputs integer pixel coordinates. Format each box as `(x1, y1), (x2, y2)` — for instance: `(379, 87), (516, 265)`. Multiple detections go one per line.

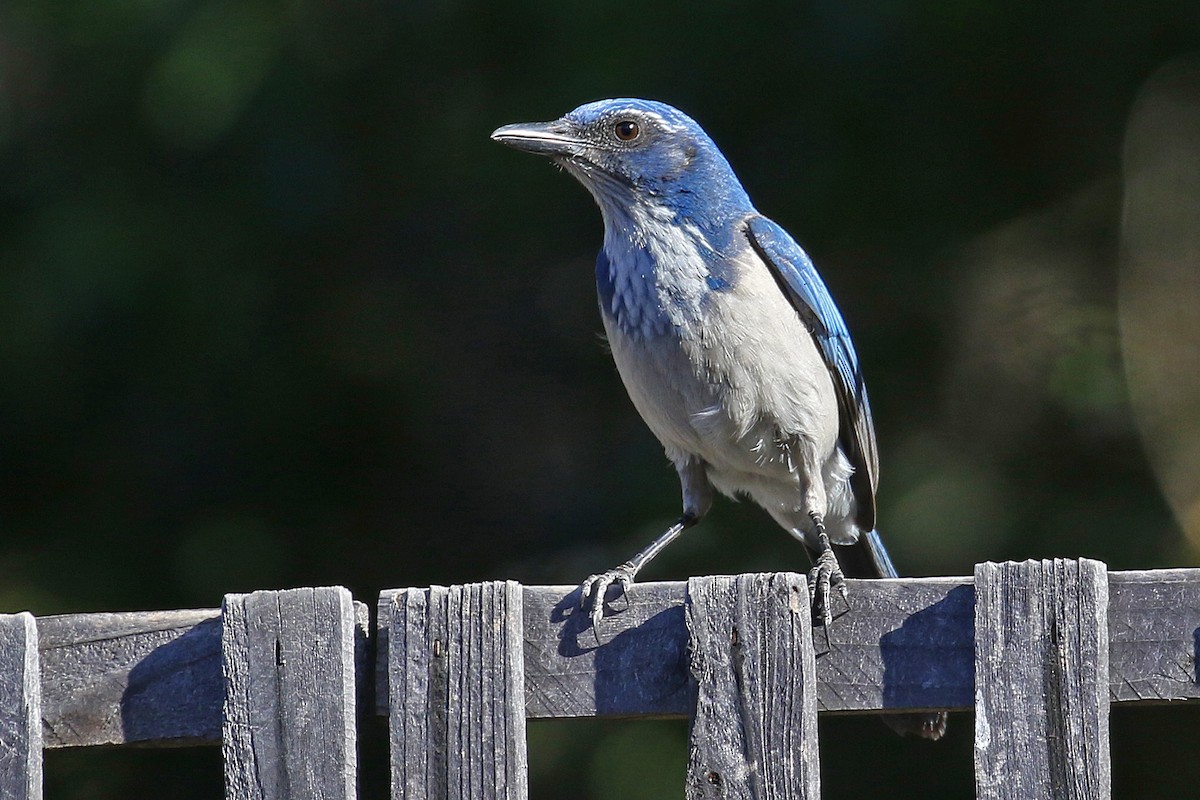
(2, 562), (1200, 798)
(372, 567), (1200, 719)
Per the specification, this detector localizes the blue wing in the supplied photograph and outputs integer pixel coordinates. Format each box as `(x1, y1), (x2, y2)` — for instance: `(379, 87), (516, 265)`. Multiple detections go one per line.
(745, 214), (879, 530)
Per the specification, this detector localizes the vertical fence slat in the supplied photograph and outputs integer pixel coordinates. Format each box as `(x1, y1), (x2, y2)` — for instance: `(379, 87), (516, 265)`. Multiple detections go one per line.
(974, 559), (1110, 800)
(685, 573), (819, 799)
(222, 587), (359, 800)
(388, 581), (527, 800)
(0, 613), (41, 800)
(389, 585), (444, 799)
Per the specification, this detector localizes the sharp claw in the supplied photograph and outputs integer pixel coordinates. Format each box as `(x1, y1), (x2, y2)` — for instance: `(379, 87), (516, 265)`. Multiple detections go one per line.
(583, 574), (607, 625)
(818, 579), (831, 626)
(590, 596), (606, 629)
(579, 565), (638, 629)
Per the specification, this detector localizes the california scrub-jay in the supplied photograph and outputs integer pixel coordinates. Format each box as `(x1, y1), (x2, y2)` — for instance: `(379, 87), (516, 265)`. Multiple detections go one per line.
(493, 100), (944, 738)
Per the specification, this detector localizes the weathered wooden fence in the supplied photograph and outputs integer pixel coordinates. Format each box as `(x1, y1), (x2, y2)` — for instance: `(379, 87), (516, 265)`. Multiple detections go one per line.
(2, 559), (1199, 798)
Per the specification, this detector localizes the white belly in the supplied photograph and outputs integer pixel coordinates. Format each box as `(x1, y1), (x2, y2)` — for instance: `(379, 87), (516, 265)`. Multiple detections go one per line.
(603, 251), (858, 543)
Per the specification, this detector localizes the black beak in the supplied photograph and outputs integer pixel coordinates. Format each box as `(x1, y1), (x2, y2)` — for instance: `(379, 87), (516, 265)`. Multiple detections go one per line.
(490, 119), (587, 157)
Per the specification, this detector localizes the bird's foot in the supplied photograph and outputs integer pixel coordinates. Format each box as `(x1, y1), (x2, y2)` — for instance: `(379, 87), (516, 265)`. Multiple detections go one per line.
(807, 515), (846, 627)
(580, 563), (636, 628)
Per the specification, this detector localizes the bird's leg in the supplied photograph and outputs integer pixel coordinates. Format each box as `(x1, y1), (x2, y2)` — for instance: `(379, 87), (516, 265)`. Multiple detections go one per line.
(806, 511), (847, 626)
(581, 512), (698, 627)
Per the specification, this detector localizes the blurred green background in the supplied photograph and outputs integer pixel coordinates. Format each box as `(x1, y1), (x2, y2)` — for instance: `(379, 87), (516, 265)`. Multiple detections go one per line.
(4, 0), (1200, 797)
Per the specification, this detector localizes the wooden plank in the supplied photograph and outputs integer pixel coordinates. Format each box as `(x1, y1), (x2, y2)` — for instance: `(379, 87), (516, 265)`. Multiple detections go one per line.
(0, 612), (41, 800)
(389, 586), (448, 798)
(222, 587), (359, 800)
(376, 571), (1200, 718)
(685, 574), (819, 799)
(447, 582), (528, 800)
(381, 578), (973, 718)
(974, 559), (1110, 800)
(1108, 569), (1200, 703)
(816, 577), (974, 717)
(386, 582), (528, 800)
(519, 581), (694, 719)
(0, 567), (1189, 756)
(38, 609), (222, 748)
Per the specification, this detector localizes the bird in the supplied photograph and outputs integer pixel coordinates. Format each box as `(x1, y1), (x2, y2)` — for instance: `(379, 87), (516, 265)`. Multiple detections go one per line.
(492, 99), (945, 739)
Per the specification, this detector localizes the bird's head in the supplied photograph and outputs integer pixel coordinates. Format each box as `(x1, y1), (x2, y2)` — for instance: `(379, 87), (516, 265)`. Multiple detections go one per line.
(492, 99), (753, 232)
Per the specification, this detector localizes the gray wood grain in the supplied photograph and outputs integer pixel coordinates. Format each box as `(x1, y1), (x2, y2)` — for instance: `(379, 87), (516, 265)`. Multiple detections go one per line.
(389, 585), (447, 798)
(1108, 569), (1200, 703)
(447, 582), (528, 800)
(379, 577), (974, 719)
(817, 576), (974, 717)
(222, 587), (359, 800)
(974, 559), (1110, 800)
(38, 608), (222, 748)
(386, 582), (528, 800)
(1, 566), (1192, 755)
(384, 575), (974, 719)
(376, 571), (1200, 719)
(685, 574), (819, 799)
(518, 581), (694, 719)
(0, 613), (41, 800)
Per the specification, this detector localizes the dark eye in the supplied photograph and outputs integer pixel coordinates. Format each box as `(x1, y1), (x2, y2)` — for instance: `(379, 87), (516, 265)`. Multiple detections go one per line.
(614, 120), (640, 141)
